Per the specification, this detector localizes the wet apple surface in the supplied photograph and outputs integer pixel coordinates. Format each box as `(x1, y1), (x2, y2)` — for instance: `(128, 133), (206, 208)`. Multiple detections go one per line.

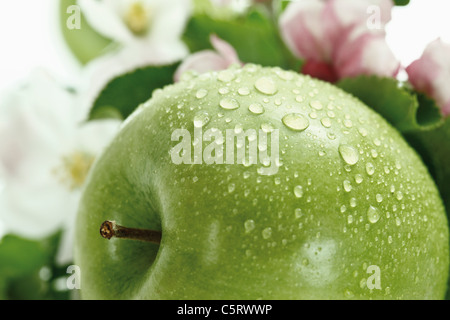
(75, 65), (449, 299)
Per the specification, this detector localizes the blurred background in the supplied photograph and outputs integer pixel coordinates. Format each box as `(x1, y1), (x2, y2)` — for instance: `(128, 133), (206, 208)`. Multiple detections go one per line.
(1, 0), (450, 102)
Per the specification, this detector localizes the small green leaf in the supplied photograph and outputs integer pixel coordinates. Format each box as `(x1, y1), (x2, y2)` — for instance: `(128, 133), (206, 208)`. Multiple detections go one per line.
(405, 118), (450, 211)
(337, 76), (443, 133)
(182, 8), (301, 71)
(394, 0), (410, 6)
(89, 63), (180, 120)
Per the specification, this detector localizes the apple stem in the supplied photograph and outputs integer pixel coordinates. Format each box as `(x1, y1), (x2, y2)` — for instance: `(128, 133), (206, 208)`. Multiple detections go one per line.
(100, 220), (161, 244)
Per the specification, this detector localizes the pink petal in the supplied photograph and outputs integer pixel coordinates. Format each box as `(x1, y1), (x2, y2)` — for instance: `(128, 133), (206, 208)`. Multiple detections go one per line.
(279, 0), (331, 62)
(324, 0), (393, 54)
(210, 34), (240, 65)
(327, 0), (393, 30)
(443, 101), (450, 116)
(174, 51), (230, 82)
(174, 36), (241, 82)
(406, 39), (450, 115)
(334, 26), (399, 78)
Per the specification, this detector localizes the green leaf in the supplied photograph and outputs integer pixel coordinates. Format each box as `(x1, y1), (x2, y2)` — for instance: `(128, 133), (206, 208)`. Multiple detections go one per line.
(393, 0), (410, 6)
(182, 8), (302, 71)
(0, 232), (71, 300)
(59, 0), (113, 64)
(89, 63), (180, 120)
(337, 76), (443, 133)
(405, 118), (450, 211)
(0, 235), (49, 278)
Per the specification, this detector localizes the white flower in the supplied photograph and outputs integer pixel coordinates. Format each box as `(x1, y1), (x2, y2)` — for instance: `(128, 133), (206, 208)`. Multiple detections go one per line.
(78, 0), (192, 50)
(0, 70), (121, 264)
(76, 0), (193, 113)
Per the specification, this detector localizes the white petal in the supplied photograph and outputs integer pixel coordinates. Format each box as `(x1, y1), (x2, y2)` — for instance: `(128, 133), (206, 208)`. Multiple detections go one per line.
(75, 119), (122, 156)
(78, 0), (135, 43)
(146, 0), (192, 47)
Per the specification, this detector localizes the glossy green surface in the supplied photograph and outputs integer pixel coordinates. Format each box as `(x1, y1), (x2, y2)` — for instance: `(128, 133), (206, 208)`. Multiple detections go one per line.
(75, 65), (449, 299)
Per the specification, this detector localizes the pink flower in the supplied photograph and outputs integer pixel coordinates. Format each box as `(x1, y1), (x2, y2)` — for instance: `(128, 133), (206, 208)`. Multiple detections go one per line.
(279, 0), (399, 82)
(174, 35), (241, 82)
(406, 39), (450, 116)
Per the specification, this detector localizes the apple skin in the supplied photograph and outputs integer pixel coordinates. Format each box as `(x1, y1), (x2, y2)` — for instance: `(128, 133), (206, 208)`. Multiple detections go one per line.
(75, 65), (449, 299)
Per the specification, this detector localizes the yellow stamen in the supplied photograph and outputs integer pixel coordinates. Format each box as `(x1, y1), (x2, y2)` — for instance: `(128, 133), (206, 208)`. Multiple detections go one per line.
(53, 151), (95, 191)
(124, 2), (151, 36)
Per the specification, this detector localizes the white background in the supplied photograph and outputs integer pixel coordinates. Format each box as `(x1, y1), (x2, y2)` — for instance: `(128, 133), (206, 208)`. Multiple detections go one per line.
(0, 0), (449, 235)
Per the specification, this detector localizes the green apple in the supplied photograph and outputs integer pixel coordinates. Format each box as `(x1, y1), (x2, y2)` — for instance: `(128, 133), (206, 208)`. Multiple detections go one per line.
(75, 64), (449, 299)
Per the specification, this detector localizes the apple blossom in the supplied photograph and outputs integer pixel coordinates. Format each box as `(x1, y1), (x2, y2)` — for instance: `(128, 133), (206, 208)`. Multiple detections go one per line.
(77, 0), (192, 50)
(174, 35), (242, 82)
(406, 39), (450, 116)
(0, 70), (121, 264)
(279, 0), (399, 82)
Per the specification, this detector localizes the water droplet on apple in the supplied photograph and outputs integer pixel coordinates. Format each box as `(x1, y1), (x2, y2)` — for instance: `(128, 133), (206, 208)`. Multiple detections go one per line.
(244, 220), (255, 233)
(355, 174), (363, 184)
(282, 113), (310, 132)
(338, 145), (359, 165)
(295, 208), (303, 219)
(373, 138), (381, 146)
(219, 87), (230, 95)
(249, 103), (264, 115)
(220, 98), (240, 110)
(366, 162), (375, 176)
(310, 100), (323, 110)
(320, 118), (332, 128)
(294, 185), (304, 198)
(343, 180), (352, 192)
(343, 119), (353, 128)
(261, 123), (275, 133)
(217, 69), (235, 82)
(358, 127), (368, 137)
(376, 194), (383, 203)
(367, 205), (380, 224)
(327, 132), (336, 140)
(295, 95), (304, 103)
(275, 69), (294, 81)
(238, 87), (250, 96)
(195, 89), (208, 99)
(254, 77), (277, 95)
(344, 289), (354, 298)
(262, 227), (272, 239)
(193, 111), (210, 128)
